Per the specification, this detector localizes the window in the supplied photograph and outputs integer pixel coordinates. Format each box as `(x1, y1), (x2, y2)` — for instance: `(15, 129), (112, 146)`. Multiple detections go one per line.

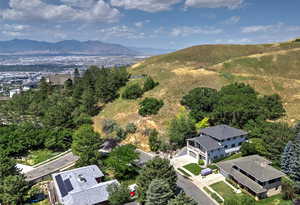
(238, 142), (242, 146)
(224, 145), (228, 148)
(231, 144), (235, 148)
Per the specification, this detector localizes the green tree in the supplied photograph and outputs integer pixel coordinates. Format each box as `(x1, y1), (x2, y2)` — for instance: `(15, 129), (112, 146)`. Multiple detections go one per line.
(259, 94), (285, 120)
(195, 117), (210, 132)
(0, 175), (29, 205)
(167, 192), (197, 205)
(148, 129), (161, 152)
(106, 144), (139, 179)
(281, 141), (294, 175)
(139, 97), (164, 117)
(80, 86), (97, 116)
(122, 83), (144, 99)
(72, 124), (103, 167)
(145, 179), (175, 205)
(168, 113), (196, 148)
(137, 157), (177, 203)
(63, 79), (73, 96)
(290, 134), (300, 181)
(107, 183), (131, 205)
(181, 87), (217, 121)
(241, 138), (267, 157)
(0, 152), (18, 180)
(143, 76), (159, 92)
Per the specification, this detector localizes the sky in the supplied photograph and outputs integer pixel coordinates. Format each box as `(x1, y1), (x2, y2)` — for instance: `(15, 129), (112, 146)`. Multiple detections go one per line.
(0, 0), (300, 49)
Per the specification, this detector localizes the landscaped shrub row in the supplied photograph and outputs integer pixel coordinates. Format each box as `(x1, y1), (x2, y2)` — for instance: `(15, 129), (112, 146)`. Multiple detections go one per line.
(178, 168), (192, 177)
(211, 193), (223, 204)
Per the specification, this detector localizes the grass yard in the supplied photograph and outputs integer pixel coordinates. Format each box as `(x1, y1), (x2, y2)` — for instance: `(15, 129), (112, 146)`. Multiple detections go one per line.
(183, 163), (202, 175)
(211, 181), (292, 205)
(210, 181), (236, 200)
(19, 149), (61, 166)
(255, 194), (292, 205)
(178, 168), (192, 177)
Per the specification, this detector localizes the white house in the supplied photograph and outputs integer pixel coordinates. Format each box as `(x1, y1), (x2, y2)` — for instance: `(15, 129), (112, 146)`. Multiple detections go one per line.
(187, 125), (247, 166)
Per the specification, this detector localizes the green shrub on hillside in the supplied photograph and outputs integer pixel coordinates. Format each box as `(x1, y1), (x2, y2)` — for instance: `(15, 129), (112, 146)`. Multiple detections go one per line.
(122, 83), (143, 99)
(143, 76), (159, 92)
(138, 97), (164, 117)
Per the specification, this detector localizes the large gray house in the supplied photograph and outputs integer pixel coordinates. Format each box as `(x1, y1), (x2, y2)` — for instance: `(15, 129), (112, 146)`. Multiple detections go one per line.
(51, 165), (118, 205)
(187, 125), (247, 165)
(217, 155), (285, 200)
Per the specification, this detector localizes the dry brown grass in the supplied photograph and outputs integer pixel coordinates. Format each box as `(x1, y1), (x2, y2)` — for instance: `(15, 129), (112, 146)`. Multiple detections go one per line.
(93, 42), (300, 150)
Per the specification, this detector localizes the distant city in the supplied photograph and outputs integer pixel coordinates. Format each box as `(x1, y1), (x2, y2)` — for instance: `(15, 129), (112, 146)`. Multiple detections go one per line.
(0, 55), (146, 98)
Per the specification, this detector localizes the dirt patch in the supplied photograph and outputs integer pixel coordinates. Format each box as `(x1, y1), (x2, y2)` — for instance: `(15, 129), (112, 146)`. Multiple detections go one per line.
(131, 62), (143, 69)
(172, 67), (217, 76)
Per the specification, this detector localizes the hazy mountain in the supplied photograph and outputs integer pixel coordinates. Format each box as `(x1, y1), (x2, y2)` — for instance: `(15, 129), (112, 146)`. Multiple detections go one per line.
(129, 46), (176, 56)
(0, 39), (139, 56)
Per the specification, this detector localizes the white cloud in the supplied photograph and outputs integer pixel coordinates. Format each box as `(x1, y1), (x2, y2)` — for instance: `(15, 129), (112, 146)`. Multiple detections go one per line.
(134, 20), (150, 28)
(0, 0), (120, 23)
(223, 16), (240, 25)
(241, 25), (274, 33)
(110, 0), (181, 12)
(98, 25), (146, 40)
(215, 38), (252, 44)
(134, 22), (144, 28)
(185, 0), (243, 9)
(171, 26), (223, 37)
(241, 23), (300, 34)
(0, 23), (31, 37)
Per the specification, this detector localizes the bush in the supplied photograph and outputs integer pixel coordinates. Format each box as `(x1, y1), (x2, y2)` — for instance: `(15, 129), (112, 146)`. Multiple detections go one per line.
(115, 127), (127, 141)
(138, 97), (164, 117)
(122, 83), (143, 99)
(198, 159), (205, 166)
(102, 119), (118, 134)
(143, 76), (159, 92)
(107, 183), (131, 205)
(148, 129), (161, 152)
(125, 123), (137, 134)
(211, 193), (223, 204)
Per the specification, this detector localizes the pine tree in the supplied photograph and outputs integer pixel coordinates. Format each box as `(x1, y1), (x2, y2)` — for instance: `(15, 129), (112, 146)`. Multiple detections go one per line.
(145, 179), (174, 205)
(290, 134), (300, 181)
(167, 192), (197, 205)
(137, 157), (177, 203)
(281, 141), (294, 175)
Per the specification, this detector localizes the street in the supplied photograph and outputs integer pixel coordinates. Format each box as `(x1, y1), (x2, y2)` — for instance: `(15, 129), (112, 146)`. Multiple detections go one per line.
(177, 174), (216, 205)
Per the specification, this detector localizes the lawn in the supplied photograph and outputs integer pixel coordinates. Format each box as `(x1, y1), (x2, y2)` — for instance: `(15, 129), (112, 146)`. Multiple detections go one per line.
(210, 181), (236, 200)
(183, 163), (202, 175)
(19, 149), (61, 166)
(210, 181), (292, 205)
(255, 194), (292, 205)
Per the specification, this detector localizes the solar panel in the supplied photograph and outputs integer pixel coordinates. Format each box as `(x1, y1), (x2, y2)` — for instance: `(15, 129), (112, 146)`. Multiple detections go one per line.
(55, 175), (68, 197)
(64, 179), (74, 192)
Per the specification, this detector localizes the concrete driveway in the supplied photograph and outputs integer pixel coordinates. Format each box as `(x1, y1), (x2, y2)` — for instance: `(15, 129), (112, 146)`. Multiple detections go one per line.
(171, 154), (197, 169)
(193, 173), (225, 188)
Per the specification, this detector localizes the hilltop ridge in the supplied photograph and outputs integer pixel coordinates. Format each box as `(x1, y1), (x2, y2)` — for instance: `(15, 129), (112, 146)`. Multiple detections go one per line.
(93, 39), (300, 149)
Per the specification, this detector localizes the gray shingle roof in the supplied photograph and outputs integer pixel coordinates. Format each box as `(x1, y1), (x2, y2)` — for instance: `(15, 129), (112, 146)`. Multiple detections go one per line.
(52, 165), (118, 205)
(217, 155), (285, 194)
(189, 135), (222, 151)
(233, 159), (285, 182)
(201, 125), (247, 140)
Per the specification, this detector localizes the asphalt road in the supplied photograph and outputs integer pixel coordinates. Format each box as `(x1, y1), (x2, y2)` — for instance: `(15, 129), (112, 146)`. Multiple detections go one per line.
(25, 152), (79, 182)
(177, 174), (216, 205)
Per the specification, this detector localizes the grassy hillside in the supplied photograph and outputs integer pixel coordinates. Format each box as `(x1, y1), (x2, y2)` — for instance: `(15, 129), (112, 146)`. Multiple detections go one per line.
(93, 40), (300, 150)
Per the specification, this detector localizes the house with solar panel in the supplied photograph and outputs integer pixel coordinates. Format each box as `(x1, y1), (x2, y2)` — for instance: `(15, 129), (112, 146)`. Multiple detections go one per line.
(50, 165), (118, 205)
(217, 155), (285, 200)
(187, 125), (247, 166)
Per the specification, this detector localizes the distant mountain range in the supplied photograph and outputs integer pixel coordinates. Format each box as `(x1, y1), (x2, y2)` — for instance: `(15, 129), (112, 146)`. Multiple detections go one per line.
(0, 39), (172, 56)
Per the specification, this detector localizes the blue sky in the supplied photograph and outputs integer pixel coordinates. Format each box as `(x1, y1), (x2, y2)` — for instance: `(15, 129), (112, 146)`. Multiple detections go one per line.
(0, 0), (300, 49)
